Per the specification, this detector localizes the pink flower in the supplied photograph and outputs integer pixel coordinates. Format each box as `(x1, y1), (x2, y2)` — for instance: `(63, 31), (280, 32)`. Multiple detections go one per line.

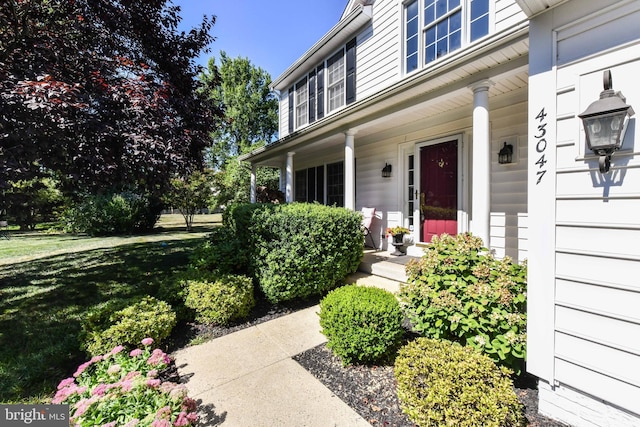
(119, 379), (134, 392)
(159, 382), (176, 393)
(101, 422), (117, 427)
(52, 384), (80, 404)
(130, 348), (143, 357)
(124, 419), (140, 427)
(141, 338), (154, 346)
(57, 377), (76, 390)
(169, 384), (188, 400)
(123, 371), (141, 381)
(90, 355), (104, 363)
(173, 412), (189, 426)
(110, 345), (124, 355)
(91, 383), (108, 396)
(147, 349), (170, 366)
(155, 406), (172, 419)
(73, 361), (91, 377)
(151, 421), (171, 427)
(181, 397), (197, 412)
(73, 396), (98, 418)
(146, 378), (161, 388)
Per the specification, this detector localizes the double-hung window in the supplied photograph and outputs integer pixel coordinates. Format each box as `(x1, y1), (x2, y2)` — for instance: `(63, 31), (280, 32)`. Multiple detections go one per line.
(405, 0), (490, 73)
(287, 38), (356, 133)
(327, 49), (345, 112)
(295, 78), (309, 128)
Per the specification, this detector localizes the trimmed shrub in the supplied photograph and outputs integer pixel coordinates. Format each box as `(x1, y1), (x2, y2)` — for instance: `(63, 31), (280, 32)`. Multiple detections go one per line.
(319, 285), (404, 365)
(64, 191), (161, 236)
(399, 233), (527, 374)
(248, 203), (363, 303)
(82, 296), (176, 356)
(394, 338), (525, 427)
(53, 338), (198, 426)
(155, 269), (203, 322)
(184, 274), (255, 325)
(190, 226), (248, 274)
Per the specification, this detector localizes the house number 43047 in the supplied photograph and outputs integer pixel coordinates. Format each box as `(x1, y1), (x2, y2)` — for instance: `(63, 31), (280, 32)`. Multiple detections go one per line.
(534, 107), (548, 185)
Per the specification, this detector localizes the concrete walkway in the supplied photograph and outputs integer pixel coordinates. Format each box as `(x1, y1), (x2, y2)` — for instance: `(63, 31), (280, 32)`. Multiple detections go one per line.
(173, 305), (373, 427)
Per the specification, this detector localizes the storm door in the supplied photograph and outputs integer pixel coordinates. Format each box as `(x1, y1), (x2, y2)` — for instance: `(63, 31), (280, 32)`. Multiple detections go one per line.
(419, 139), (458, 243)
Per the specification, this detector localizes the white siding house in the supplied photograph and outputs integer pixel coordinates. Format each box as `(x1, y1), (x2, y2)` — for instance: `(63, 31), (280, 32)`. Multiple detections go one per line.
(241, 0), (530, 259)
(241, 1), (640, 425)
(522, 0), (640, 425)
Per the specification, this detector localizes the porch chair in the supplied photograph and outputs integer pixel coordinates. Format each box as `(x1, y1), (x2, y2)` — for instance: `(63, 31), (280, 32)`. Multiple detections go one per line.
(0, 221), (8, 240)
(361, 207), (376, 249)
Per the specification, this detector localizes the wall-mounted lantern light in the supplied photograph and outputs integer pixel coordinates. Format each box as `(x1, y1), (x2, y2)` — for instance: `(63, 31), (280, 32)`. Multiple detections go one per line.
(578, 70), (635, 173)
(498, 142), (513, 164)
(382, 163), (392, 178)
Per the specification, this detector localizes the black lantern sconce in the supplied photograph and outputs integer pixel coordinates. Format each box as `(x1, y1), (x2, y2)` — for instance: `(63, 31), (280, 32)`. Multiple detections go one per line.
(498, 142), (513, 164)
(578, 70), (635, 173)
(382, 163), (392, 178)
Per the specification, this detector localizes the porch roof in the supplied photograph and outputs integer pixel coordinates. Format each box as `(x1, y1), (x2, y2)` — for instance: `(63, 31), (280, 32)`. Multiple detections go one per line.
(242, 25), (529, 167)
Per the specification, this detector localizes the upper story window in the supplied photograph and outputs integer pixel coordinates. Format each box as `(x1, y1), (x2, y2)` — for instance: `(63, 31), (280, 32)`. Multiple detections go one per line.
(295, 78), (309, 127)
(405, 0), (490, 74)
(288, 38), (356, 133)
(327, 49), (345, 112)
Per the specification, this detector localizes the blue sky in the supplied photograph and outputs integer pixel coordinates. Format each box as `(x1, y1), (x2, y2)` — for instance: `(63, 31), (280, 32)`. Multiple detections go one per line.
(172, 0), (350, 80)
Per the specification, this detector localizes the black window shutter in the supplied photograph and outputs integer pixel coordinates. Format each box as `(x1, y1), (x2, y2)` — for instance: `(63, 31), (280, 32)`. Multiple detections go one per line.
(308, 70), (316, 123)
(288, 87), (294, 133)
(316, 64), (325, 119)
(346, 38), (356, 105)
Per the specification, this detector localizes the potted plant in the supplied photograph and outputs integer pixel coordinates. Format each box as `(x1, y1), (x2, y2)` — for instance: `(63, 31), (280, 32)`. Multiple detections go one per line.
(386, 226), (410, 244)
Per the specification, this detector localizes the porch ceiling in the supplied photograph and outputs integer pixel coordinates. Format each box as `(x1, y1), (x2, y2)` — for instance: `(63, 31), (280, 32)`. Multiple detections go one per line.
(244, 30), (530, 167)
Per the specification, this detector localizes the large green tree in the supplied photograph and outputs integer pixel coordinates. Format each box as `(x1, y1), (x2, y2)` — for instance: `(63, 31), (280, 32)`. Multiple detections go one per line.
(200, 52), (279, 207)
(0, 0), (221, 196)
(200, 52), (278, 168)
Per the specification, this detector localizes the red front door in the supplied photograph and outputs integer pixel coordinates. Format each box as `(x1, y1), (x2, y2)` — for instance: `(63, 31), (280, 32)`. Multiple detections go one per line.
(420, 140), (457, 243)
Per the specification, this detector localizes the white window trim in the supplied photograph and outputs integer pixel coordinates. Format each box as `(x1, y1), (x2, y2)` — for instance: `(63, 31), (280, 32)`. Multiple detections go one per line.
(402, 0), (493, 75)
(327, 49), (346, 113)
(295, 78), (309, 128)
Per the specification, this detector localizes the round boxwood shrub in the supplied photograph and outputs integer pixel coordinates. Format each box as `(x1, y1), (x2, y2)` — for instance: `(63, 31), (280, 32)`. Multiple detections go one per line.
(82, 296), (176, 356)
(184, 274), (255, 325)
(319, 285), (404, 365)
(394, 337), (525, 427)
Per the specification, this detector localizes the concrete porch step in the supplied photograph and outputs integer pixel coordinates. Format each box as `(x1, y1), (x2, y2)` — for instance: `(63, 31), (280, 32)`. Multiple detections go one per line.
(357, 250), (418, 283)
(345, 271), (404, 295)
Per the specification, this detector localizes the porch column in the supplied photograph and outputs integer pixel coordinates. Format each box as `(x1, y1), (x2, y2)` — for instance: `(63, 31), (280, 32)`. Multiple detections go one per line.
(285, 152), (295, 203)
(279, 164), (286, 194)
(344, 130), (356, 210)
(249, 164), (257, 203)
(469, 79), (493, 246)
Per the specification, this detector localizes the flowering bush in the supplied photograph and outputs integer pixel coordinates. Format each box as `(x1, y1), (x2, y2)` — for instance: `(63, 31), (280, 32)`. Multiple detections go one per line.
(53, 338), (198, 427)
(400, 233), (527, 374)
(386, 226), (410, 236)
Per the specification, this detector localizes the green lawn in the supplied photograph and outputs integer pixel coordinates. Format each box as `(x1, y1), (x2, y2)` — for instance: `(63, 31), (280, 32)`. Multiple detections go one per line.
(0, 214), (220, 403)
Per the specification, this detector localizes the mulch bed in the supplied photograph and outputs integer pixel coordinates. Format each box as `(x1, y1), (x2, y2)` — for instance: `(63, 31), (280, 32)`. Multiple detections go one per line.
(294, 343), (569, 427)
(169, 295), (569, 427)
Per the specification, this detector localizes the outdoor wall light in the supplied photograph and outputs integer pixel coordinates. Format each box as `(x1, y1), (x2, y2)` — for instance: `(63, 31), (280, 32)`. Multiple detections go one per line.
(381, 163), (392, 178)
(579, 70), (635, 173)
(498, 142), (513, 164)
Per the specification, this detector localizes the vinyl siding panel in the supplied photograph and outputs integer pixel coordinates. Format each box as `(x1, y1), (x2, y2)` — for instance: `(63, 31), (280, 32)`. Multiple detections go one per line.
(490, 101), (528, 261)
(279, 94), (290, 138)
(355, 0), (401, 99)
(549, 20), (640, 421)
(495, 0), (528, 32)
